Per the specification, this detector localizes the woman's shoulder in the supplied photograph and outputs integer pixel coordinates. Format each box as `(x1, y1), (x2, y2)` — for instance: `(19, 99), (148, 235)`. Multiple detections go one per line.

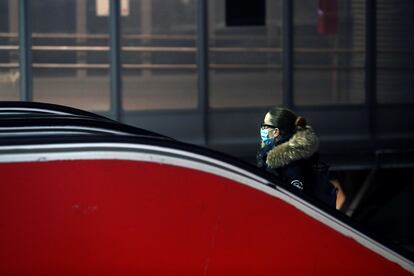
(266, 126), (319, 169)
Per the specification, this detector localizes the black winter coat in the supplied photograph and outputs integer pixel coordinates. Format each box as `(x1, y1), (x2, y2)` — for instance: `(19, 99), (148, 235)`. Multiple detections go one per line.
(257, 126), (320, 193)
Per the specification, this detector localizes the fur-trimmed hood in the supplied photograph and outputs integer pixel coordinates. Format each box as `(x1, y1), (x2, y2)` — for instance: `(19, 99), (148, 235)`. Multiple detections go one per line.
(265, 126), (319, 169)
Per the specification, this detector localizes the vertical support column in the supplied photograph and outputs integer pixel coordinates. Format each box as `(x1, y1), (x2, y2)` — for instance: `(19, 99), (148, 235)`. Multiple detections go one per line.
(110, 0), (122, 121)
(197, 0), (209, 145)
(365, 0), (377, 144)
(282, 0), (293, 109)
(19, 0), (32, 101)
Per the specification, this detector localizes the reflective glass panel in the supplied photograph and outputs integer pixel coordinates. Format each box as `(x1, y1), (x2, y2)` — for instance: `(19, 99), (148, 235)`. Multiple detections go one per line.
(31, 0), (110, 111)
(122, 0), (197, 110)
(377, 0), (414, 104)
(0, 0), (19, 101)
(294, 0), (365, 105)
(209, 0), (282, 108)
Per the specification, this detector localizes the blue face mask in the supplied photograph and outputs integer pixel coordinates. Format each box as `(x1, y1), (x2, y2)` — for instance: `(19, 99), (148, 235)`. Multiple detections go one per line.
(260, 128), (274, 146)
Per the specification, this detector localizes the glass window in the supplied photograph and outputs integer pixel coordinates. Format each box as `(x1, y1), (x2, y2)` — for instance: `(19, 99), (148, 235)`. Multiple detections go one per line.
(31, 0), (110, 112)
(294, 0), (365, 105)
(122, 0), (197, 111)
(0, 0), (19, 101)
(377, 0), (414, 104)
(209, 0), (282, 108)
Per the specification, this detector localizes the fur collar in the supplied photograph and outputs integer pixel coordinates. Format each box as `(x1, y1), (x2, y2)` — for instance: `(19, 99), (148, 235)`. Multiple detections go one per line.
(265, 126), (319, 168)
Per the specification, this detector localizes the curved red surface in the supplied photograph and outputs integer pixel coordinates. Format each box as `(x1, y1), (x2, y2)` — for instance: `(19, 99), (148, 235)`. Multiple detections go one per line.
(0, 160), (410, 275)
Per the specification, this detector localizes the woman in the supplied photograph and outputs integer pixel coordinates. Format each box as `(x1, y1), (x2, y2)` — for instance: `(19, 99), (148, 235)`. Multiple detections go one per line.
(257, 107), (320, 194)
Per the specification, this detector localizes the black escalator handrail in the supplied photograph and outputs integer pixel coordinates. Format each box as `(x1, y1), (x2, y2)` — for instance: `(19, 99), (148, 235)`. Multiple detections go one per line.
(0, 101), (110, 121)
(0, 115), (171, 139)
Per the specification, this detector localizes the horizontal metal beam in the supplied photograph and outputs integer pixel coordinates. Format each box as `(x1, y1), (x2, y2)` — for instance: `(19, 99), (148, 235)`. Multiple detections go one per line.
(0, 63), (374, 71)
(3, 45), (389, 54)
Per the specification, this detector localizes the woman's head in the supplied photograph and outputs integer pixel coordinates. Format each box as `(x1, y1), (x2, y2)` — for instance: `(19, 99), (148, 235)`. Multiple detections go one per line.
(262, 107), (307, 136)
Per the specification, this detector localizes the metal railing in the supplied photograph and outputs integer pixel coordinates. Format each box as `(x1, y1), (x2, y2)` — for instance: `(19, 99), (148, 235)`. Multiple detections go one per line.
(0, 46), (367, 71)
(0, 32), (412, 71)
(0, 63), (367, 71)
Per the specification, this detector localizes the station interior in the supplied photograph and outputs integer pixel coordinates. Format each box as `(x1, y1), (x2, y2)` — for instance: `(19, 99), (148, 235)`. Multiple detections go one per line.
(1, 0), (413, 255)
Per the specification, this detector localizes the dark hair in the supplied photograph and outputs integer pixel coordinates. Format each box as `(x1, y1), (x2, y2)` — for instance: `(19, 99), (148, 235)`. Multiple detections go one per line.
(266, 107), (307, 134)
